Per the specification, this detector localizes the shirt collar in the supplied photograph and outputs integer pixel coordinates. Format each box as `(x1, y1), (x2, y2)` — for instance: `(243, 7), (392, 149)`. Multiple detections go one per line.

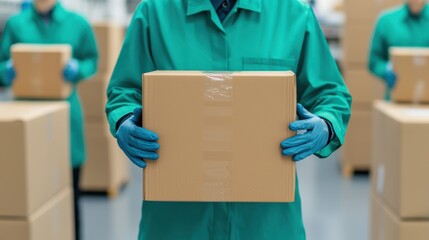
(404, 3), (429, 20)
(187, 0), (261, 16)
(31, 2), (67, 22)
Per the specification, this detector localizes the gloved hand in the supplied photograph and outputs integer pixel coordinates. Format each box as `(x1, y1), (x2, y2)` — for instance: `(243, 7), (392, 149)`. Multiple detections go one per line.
(280, 104), (329, 161)
(385, 62), (397, 89)
(116, 107), (160, 168)
(2, 60), (16, 86)
(63, 59), (79, 83)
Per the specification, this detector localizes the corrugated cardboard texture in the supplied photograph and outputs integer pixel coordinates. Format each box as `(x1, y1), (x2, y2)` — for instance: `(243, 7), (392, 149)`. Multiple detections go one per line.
(78, 75), (109, 124)
(0, 102), (70, 217)
(12, 44), (71, 99)
(372, 101), (429, 219)
(92, 23), (124, 74)
(343, 66), (385, 110)
(0, 188), (74, 240)
(143, 71), (296, 202)
(81, 122), (129, 191)
(390, 48), (429, 103)
(371, 194), (429, 240)
(342, 110), (372, 168)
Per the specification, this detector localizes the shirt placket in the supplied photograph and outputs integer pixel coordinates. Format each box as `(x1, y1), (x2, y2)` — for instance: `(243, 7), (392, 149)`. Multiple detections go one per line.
(208, 10), (229, 70)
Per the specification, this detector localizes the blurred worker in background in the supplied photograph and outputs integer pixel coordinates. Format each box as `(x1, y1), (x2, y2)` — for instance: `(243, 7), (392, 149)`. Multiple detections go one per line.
(369, 0), (429, 98)
(0, 0), (98, 239)
(106, 0), (351, 239)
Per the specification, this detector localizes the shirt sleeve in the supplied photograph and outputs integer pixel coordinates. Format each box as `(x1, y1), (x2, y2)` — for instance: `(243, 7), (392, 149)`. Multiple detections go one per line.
(105, 3), (156, 137)
(296, 8), (352, 158)
(0, 19), (15, 87)
(74, 19), (98, 82)
(368, 16), (389, 81)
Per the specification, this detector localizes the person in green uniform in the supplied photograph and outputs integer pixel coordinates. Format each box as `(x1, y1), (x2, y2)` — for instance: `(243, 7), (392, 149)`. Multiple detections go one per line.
(0, 1), (98, 239)
(106, 0), (351, 239)
(369, 0), (429, 97)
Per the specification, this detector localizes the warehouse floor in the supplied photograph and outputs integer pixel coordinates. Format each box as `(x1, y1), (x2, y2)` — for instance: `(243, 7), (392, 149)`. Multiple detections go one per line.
(81, 152), (371, 240)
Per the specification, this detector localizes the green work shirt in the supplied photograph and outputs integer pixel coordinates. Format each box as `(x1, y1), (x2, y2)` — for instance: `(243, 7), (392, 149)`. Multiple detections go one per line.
(0, 3), (98, 168)
(369, 3), (429, 98)
(106, 0), (351, 239)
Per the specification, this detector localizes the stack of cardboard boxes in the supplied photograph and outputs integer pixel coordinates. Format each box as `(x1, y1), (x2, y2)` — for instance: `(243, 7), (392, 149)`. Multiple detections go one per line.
(341, 0), (401, 177)
(78, 23), (129, 197)
(0, 102), (74, 240)
(371, 101), (429, 240)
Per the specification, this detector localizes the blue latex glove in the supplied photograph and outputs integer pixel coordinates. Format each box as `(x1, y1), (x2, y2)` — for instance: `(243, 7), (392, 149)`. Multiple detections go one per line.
(63, 59), (79, 83)
(116, 107), (160, 168)
(2, 60), (16, 86)
(385, 62), (397, 89)
(280, 104), (329, 161)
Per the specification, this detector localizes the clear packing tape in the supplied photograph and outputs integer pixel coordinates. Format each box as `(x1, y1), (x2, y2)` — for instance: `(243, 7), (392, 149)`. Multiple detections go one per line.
(202, 72), (234, 201)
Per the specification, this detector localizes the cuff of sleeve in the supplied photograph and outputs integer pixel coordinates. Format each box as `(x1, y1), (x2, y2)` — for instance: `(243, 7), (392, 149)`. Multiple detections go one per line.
(116, 113), (133, 132)
(0, 61), (10, 87)
(107, 105), (139, 138)
(376, 62), (389, 81)
(314, 112), (344, 158)
(321, 118), (335, 142)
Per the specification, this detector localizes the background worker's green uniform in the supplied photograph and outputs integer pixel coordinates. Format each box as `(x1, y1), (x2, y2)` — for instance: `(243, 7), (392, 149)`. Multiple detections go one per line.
(0, 3), (98, 168)
(369, 3), (429, 97)
(106, 0), (351, 239)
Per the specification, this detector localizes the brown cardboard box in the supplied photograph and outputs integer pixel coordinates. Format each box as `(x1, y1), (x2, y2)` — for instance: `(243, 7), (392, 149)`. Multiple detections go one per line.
(344, 66), (385, 109)
(143, 71), (296, 202)
(12, 44), (71, 99)
(0, 102), (70, 217)
(371, 194), (429, 240)
(345, 0), (378, 22)
(0, 188), (74, 240)
(92, 23), (124, 74)
(342, 110), (372, 168)
(343, 22), (374, 65)
(345, 0), (402, 22)
(78, 75), (109, 123)
(81, 122), (129, 192)
(390, 48), (429, 103)
(372, 101), (429, 218)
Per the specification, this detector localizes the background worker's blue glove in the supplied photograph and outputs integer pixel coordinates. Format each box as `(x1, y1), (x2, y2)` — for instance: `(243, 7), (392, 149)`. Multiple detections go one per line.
(385, 62), (397, 89)
(2, 60), (16, 86)
(63, 59), (79, 83)
(116, 107), (160, 168)
(281, 104), (330, 161)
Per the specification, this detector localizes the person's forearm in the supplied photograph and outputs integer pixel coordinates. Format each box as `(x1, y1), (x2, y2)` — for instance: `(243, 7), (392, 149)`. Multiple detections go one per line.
(0, 60), (10, 87)
(369, 57), (388, 80)
(76, 57), (97, 82)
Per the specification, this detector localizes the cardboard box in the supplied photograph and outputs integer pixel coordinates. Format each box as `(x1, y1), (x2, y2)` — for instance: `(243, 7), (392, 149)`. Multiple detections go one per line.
(343, 66), (385, 109)
(343, 22), (374, 65)
(345, 0), (402, 22)
(390, 48), (429, 103)
(372, 101), (429, 218)
(0, 101), (70, 217)
(81, 122), (129, 191)
(0, 188), (74, 240)
(371, 194), (429, 240)
(78, 75), (109, 123)
(12, 44), (71, 99)
(342, 110), (372, 168)
(143, 71), (296, 202)
(345, 0), (378, 22)
(92, 23), (124, 74)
